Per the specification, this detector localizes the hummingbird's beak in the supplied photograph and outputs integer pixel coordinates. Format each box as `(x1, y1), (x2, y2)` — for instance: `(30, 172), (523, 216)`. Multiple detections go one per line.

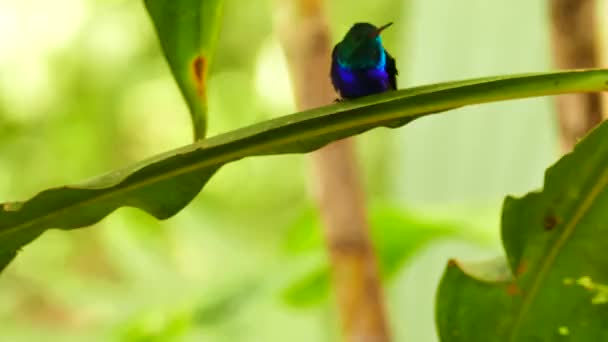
(375, 22), (393, 36)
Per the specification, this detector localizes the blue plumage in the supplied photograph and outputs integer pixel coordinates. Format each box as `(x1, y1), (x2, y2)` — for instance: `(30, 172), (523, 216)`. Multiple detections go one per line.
(331, 23), (398, 100)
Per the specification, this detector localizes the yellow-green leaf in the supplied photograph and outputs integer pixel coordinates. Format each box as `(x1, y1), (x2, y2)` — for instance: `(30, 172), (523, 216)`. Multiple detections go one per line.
(144, 0), (224, 139)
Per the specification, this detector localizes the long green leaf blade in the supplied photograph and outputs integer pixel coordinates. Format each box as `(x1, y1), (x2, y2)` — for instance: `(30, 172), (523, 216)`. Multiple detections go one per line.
(144, 0), (223, 139)
(1, 70), (608, 271)
(436, 117), (608, 341)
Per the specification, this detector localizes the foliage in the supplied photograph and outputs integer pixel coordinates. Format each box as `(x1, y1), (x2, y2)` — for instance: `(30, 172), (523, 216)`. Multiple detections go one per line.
(437, 120), (608, 341)
(1, 71), (606, 271)
(2, 1), (608, 341)
(281, 204), (482, 307)
(144, 0), (224, 139)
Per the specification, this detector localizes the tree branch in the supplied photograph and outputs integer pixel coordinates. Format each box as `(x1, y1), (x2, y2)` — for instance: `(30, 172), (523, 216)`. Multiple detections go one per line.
(276, 1), (391, 340)
(550, 0), (603, 152)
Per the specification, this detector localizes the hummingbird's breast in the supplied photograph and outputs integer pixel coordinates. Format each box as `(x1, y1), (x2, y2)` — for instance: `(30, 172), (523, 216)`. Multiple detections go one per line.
(331, 61), (391, 99)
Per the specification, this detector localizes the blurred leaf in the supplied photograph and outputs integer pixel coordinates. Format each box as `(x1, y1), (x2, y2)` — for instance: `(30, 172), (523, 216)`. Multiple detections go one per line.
(372, 206), (460, 277)
(118, 308), (191, 342)
(282, 267), (330, 307)
(0, 252), (16, 271)
(1, 70), (608, 271)
(144, 0), (224, 140)
(281, 205), (466, 307)
(436, 120), (608, 341)
(282, 209), (323, 254)
(195, 282), (257, 326)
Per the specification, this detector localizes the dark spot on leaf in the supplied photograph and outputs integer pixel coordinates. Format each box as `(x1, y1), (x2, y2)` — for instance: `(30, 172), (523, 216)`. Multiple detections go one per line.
(192, 56), (207, 98)
(554, 80), (561, 87)
(447, 259), (457, 267)
(543, 214), (559, 231)
(506, 283), (521, 296)
(516, 261), (528, 276)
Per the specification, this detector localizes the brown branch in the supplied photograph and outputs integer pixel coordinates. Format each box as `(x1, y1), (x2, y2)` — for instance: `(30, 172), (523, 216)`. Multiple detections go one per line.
(309, 139), (390, 342)
(550, 0), (604, 153)
(276, 1), (390, 341)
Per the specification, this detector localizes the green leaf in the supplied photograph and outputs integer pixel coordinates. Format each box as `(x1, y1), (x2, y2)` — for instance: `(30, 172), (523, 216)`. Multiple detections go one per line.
(0, 251), (16, 271)
(144, 0), (224, 140)
(281, 205), (469, 307)
(436, 119), (608, 341)
(118, 307), (192, 342)
(282, 267), (330, 307)
(1, 70), (608, 271)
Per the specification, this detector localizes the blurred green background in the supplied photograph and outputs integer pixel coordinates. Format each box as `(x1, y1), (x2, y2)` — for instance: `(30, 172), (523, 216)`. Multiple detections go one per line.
(0, 0), (563, 341)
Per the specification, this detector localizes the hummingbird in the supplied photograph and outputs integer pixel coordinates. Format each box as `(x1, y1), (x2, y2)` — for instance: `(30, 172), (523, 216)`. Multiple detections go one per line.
(331, 22), (398, 100)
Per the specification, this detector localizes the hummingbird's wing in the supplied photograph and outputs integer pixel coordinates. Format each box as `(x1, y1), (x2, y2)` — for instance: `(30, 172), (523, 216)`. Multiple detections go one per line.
(385, 51), (398, 90)
(330, 45), (342, 95)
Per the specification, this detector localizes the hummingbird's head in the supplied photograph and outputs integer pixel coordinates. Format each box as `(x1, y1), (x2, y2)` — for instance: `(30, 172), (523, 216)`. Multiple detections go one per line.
(335, 22), (392, 69)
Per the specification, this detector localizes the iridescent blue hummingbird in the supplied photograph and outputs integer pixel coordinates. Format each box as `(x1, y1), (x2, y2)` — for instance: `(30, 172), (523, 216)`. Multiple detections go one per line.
(331, 22), (398, 100)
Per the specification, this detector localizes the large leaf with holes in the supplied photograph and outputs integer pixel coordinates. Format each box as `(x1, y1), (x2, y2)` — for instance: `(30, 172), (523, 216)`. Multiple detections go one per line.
(437, 119), (608, 341)
(144, 0), (223, 139)
(1, 70), (608, 272)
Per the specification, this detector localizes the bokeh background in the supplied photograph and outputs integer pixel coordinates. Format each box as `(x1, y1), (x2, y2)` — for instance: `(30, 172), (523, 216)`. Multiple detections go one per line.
(0, 0), (580, 341)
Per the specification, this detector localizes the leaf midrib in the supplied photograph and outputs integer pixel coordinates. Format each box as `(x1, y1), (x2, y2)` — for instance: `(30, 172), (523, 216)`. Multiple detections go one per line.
(0, 97), (440, 241)
(1, 71), (607, 250)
